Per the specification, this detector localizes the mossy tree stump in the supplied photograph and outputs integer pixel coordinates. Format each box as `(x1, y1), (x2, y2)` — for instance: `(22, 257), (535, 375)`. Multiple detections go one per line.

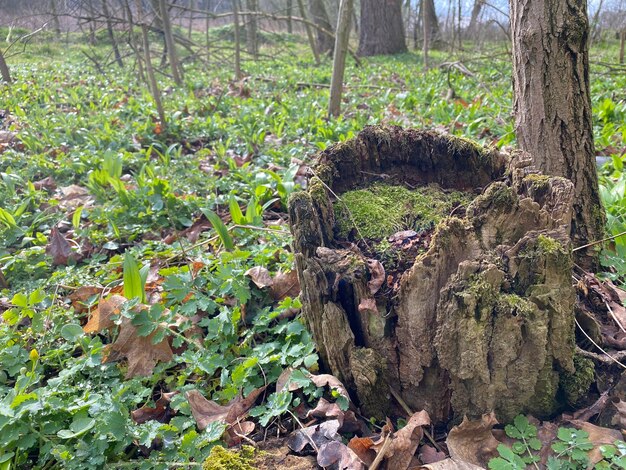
(288, 126), (581, 424)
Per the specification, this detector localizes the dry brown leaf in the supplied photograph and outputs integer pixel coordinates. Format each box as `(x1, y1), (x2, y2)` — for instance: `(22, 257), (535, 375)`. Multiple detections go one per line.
(131, 391), (178, 424)
(83, 295), (126, 333)
(186, 387), (266, 431)
(420, 458), (484, 469)
(276, 367), (301, 393)
(367, 259), (385, 295)
(317, 441), (366, 470)
(245, 266), (273, 288)
(385, 410), (431, 469)
(308, 397), (343, 421)
(308, 373), (350, 402)
(226, 420), (256, 446)
(446, 413), (500, 468)
(46, 227), (74, 265)
(568, 419), (623, 466)
(358, 297), (377, 315)
(288, 420), (342, 453)
(270, 270), (300, 301)
(68, 286), (103, 314)
(418, 444), (447, 465)
(612, 399), (626, 429)
(104, 315), (174, 378)
(348, 436), (377, 466)
(58, 184), (92, 210)
(33, 176), (57, 191)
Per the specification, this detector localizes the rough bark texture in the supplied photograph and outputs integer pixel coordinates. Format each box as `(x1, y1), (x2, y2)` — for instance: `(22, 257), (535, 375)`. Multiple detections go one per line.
(510, 0), (605, 270)
(289, 126), (578, 424)
(357, 0), (407, 56)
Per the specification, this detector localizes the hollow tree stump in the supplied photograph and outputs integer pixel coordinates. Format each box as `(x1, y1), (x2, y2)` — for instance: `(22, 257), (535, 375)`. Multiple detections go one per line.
(289, 126), (578, 424)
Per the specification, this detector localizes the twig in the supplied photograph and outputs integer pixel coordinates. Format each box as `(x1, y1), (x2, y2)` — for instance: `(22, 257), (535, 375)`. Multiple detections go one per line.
(573, 229), (626, 252)
(606, 300), (626, 333)
(369, 433), (392, 470)
(576, 346), (626, 364)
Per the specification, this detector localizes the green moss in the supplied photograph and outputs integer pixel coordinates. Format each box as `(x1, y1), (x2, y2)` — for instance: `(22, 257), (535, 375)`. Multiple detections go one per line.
(527, 362), (561, 419)
(448, 135), (486, 157)
(537, 235), (566, 255)
(203, 445), (256, 470)
(523, 174), (551, 191)
(559, 355), (595, 407)
(334, 183), (472, 240)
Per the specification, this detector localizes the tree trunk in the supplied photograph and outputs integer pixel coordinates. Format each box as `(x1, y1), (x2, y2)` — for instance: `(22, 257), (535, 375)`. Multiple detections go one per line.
(245, 0), (258, 58)
(232, 0), (242, 79)
(357, 0), (407, 56)
(0, 49), (12, 84)
(467, 0), (485, 39)
(310, 0), (333, 54)
(158, 0), (183, 85)
(422, 0), (430, 68)
(620, 29), (625, 64)
(50, 0), (61, 38)
(289, 126), (579, 424)
(423, 0), (439, 46)
(510, 0), (605, 270)
(287, 0), (293, 33)
(297, 0), (320, 65)
(328, 0), (353, 117)
(101, 0), (124, 68)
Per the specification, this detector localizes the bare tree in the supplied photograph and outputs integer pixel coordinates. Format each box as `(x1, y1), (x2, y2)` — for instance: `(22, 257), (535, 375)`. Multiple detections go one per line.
(297, 0), (321, 64)
(357, 0), (407, 56)
(101, 0), (124, 67)
(328, 0), (353, 117)
(246, 0), (259, 58)
(158, 0), (183, 84)
(467, 0), (485, 39)
(510, 0), (605, 269)
(310, 0), (333, 54)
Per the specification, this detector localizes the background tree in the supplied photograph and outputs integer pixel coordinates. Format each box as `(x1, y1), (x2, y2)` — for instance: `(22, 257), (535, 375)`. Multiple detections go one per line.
(328, 0), (353, 116)
(510, 0), (605, 269)
(357, 0), (407, 56)
(310, 0), (334, 54)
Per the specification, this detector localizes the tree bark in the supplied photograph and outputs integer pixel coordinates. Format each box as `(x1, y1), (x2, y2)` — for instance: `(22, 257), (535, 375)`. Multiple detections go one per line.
(357, 0), (407, 56)
(287, 0), (293, 33)
(310, 0), (333, 54)
(422, 0), (430, 68)
(101, 0), (124, 68)
(328, 0), (353, 117)
(510, 0), (605, 269)
(158, 0), (183, 84)
(620, 29), (625, 64)
(297, 0), (320, 65)
(233, 0), (242, 80)
(423, 0), (439, 46)
(467, 0), (485, 39)
(0, 49), (12, 84)
(245, 0), (259, 58)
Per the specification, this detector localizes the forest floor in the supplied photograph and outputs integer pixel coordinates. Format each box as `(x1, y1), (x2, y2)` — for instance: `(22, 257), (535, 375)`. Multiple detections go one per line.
(0, 30), (626, 469)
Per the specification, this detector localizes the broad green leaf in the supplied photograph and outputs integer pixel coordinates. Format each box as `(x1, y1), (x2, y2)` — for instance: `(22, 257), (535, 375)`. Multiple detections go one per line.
(0, 208), (17, 228)
(60, 324), (84, 342)
(229, 195), (245, 225)
(201, 208), (234, 251)
(123, 252), (146, 303)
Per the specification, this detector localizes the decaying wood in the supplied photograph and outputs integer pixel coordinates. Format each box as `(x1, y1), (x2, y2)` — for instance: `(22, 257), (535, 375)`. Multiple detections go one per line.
(289, 126), (578, 424)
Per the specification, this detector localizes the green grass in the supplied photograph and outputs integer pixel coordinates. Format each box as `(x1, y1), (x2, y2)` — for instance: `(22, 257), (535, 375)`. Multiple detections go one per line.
(0, 31), (624, 468)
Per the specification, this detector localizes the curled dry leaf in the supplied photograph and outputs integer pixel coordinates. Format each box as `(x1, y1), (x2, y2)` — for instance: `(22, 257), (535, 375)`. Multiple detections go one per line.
(288, 419), (342, 453)
(131, 391), (178, 424)
(245, 267), (300, 300)
(276, 367), (302, 393)
(384, 410), (431, 470)
(446, 413), (500, 468)
(58, 184), (93, 210)
(358, 297), (377, 315)
(33, 176), (57, 191)
(317, 441), (366, 470)
(308, 373), (350, 403)
(46, 227), (75, 266)
(186, 386), (266, 431)
(225, 420), (256, 446)
(366, 259), (385, 295)
(420, 458), (484, 470)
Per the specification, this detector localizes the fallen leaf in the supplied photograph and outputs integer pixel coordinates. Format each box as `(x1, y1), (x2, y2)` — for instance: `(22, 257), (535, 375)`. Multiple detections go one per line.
(366, 259), (385, 295)
(308, 397), (344, 421)
(131, 391), (178, 424)
(317, 441), (366, 469)
(104, 314), (174, 378)
(568, 419), (623, 466)
(358, 297), (377, 315)
(613, 399), (626, 429)
(226, 420), (256, 446)
(385, 410), (431, 469)
(308, 373), (351, 403)
(446, 413), (500, 468)
(245, 266), (273, 288)
(33, 176), (57, 191)
(276, 367), (297, 393)
(58, 184), (92, 210)
(568, 391), (610, 421)
(68, 286), (102, 314)
(348, 436), (377, 466)
(419, 444), (447, 464)
(186, 386), (266, 431)
(83, 295), (126, 333)
(421, 458), (484, 469)
(288, 419), (341, 453)
(270, 270), (300, 301)
(46, 227), (74, 265)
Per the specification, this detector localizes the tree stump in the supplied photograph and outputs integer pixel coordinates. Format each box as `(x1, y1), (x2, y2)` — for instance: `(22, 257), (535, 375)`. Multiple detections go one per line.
(289, 126), (581, 425)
